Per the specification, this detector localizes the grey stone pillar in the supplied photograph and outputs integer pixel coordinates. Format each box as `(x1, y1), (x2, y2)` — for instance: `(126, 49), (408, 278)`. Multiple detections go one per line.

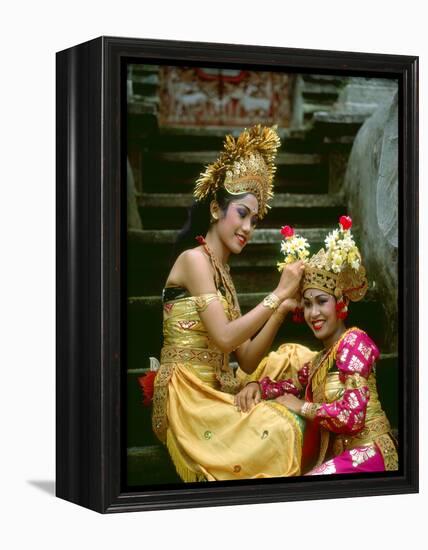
(343, 90), (399, 351)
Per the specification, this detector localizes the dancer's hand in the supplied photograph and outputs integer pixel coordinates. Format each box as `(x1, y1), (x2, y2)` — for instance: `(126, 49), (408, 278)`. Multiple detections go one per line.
(276, 295), (301, 317)
(275, 394), (305, 414)
(275, 261), (305, 301)
(234, 382), (261, 412)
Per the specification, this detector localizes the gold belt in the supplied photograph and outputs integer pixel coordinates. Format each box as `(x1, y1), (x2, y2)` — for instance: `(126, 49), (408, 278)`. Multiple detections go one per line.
(161, 345), (223, 368)
(332, 414), (392, 454)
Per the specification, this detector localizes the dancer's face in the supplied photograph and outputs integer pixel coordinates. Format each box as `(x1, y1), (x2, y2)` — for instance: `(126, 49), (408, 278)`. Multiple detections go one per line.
(214, 194), (259, 254)
(303, 289), (342, 344)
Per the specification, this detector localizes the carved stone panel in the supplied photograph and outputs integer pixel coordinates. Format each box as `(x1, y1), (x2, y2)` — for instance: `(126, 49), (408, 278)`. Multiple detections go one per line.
(159, 67), (292, 127)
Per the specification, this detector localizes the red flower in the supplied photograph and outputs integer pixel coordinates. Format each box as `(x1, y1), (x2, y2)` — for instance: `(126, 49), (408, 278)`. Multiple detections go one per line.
(335, 300), (346, 312)
(292, 307), (305, 324)
(280, 225), (295, 238)
(335, 299), (349, 320)
(339, 216), (352, 230)
(195, 235), (206, 245)
(138, 371), (157, 406)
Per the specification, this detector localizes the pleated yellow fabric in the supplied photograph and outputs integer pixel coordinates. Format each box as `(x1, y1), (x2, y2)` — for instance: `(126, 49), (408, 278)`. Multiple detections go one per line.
(152, 290), (316, 482)
(237, 342), (318, 388)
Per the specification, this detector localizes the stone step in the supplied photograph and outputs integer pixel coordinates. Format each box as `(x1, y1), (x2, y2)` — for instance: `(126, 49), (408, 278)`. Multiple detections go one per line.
(128, 100), (159, 116)
(151, 151), (322, 166)
(127, 227), (344, 296)
(128, 247), (318, 296)
(128, 226), (329, 245)
(158, 125), (292, 140)
(140, 147), (329, 194)
(127, 446), (181, 486)
(300, 77), (344, 108)
(152, 125), (325, 155)
(136, 193), (346, 230)
(314, 111), (370, 125)
(138, 192), (344, 209)
(302, 74), (345, 85)
(144, 170), (329, 195)
(301, 81), (341, 98)
(304, 103), (338, 115)
(153, 126), (289, 156)
(307, 112), (366, 142)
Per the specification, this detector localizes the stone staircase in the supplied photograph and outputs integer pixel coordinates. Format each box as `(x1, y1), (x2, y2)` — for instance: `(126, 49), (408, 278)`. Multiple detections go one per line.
(126, 90), (398, 485)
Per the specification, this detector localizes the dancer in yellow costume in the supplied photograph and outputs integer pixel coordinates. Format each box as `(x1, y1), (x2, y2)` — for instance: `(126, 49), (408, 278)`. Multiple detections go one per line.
(152, 125), (315, 481)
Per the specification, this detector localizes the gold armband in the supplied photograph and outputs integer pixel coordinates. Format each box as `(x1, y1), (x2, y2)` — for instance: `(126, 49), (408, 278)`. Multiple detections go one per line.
(263, 292), (280, 311)
(300, 402), (319, 419)
(194, 293), (219, 313)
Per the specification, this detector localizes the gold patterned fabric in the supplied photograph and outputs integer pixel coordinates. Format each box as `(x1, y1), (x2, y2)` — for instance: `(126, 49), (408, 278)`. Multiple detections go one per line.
(326, 372), (398, 469)
(307, 336), (398, 471)
(152, 290), (308, 481)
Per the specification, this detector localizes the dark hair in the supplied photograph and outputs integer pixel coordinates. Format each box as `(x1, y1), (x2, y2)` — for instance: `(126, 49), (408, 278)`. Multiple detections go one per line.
(169, 189), (252, 266)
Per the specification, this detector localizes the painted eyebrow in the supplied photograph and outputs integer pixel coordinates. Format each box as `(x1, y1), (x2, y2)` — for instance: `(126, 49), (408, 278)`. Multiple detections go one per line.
(235, 203), (259, 216)
(304, 293), (329, 300)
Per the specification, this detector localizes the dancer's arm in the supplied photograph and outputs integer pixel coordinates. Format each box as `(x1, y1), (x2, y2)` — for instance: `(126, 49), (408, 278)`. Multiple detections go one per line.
(276, 330), (379, 435)
(233, 298), (298, 373)
(176, 250), (304, 355)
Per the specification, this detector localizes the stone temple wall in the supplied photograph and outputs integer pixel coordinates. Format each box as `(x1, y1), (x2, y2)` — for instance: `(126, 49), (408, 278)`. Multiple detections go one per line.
(344, 89), (399, 350)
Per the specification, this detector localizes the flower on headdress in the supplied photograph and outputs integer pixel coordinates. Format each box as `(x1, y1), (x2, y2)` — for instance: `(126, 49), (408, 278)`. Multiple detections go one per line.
(280, 225), (295, 238)
(347, 250), (360, 270)
(302, 215), (368, 303)
(339, 215), (353, 230)
(324, 229), (339, 249)
(277, 225), (310, 271)
(331, 252), (344, 273)
(324, 216), (360, 273)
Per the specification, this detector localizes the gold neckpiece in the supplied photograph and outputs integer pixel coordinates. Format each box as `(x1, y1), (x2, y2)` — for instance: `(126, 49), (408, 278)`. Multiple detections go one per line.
(196, 236), (240, 320)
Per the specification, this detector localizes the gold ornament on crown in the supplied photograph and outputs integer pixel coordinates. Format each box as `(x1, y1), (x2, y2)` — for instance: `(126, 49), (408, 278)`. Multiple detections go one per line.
(193, 124), (281, 218)
(301, 216), (368, 302)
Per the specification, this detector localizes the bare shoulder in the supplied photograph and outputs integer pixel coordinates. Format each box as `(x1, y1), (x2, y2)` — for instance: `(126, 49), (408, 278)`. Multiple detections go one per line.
(176, 247), (209, 270)
(168, 247), (215, 293)
(179, 248), (213, 277)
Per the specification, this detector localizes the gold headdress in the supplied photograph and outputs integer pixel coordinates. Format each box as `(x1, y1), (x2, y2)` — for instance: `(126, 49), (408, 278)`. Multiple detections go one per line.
(302, 216), (368, 302)
(193, 124), (281, 218)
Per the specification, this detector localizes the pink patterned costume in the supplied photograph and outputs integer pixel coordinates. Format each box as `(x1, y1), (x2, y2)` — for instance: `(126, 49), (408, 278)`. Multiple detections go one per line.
(259, 328), (398, 475)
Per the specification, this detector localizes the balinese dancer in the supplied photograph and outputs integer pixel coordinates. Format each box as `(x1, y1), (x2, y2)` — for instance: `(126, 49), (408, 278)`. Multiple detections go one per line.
(236, 216), (398, 474)
(148, 125), (314, 481)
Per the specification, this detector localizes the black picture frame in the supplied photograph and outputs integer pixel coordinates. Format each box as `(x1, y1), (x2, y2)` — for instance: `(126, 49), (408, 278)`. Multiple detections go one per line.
(56, 36), (419, 513)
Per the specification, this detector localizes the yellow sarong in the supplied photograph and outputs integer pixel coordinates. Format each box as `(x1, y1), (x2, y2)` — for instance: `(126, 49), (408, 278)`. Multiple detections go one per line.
(152, 290), (316, 482)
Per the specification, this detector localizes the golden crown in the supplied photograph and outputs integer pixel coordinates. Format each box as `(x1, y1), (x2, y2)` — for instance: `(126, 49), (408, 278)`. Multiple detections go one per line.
(193, 124), (281, 218)
(302, 216), (368, 302)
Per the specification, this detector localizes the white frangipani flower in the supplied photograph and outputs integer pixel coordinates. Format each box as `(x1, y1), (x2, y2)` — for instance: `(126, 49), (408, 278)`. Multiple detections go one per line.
(278, 226), (311, 270)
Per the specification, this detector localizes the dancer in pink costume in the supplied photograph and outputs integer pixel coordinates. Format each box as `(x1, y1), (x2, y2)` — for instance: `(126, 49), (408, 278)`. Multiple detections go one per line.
(235, 216), (398, 475)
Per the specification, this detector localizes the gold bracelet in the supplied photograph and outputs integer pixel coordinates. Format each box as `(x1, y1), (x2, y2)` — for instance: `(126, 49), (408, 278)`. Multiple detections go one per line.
(262, 292), (280, 311)
(300, 402), (318, 419)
